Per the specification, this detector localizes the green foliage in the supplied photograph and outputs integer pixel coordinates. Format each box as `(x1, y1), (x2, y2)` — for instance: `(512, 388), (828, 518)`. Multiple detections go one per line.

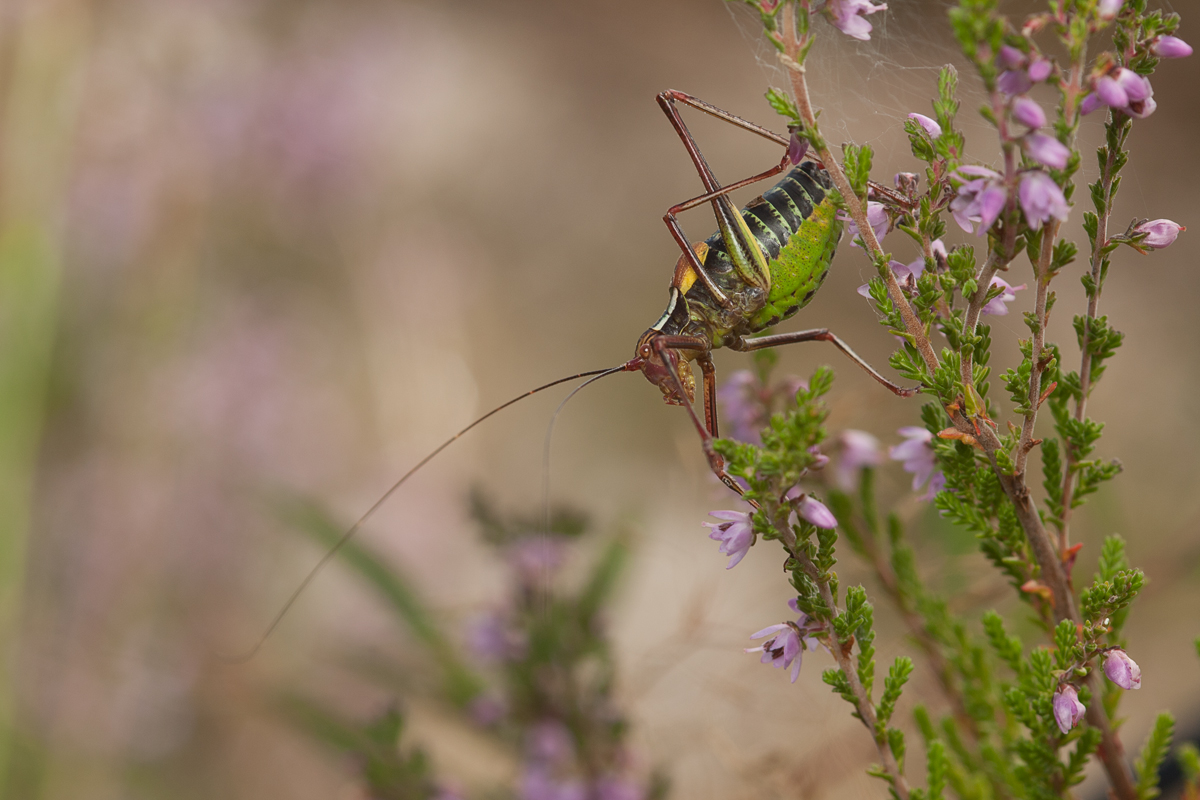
(1135, 713), (1175, 800)
(878, 657), (914, 728)
(842, 143), (874, 202)
(1081, 568), (1146, 626)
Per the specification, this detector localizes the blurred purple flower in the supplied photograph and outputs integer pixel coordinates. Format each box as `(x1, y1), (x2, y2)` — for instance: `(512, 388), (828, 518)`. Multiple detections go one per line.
(1012, 96), (1047, 128)
(798, 496), (837, 529)
(921, 470), (947, 501)
(807, 445), (831, 470)
(908, 113), (942, 137)
(1080, 92), (1104, 115)
(718, 370), (765, 445)
(469, 694), (508, 726)
(824, 0), (888, 40)
(998, 69), (1033, 96)
(1103, 649), (1142, 690)
(1028, 58), (1052, 82)
(981, 276), (1027, 316)
(890, 427), (943, 498)
(841, 201), (889, 248)
(1152, 35), (1193, 58)
(1093, 68), (1156, 119)
(521, 768), (586, 800)
(527, 719), (575, 764)
(1023, 133), (1069, 169)
(1132, 218), (1185, 249)
(1053, 685), (1087, 734)
(746, 602), (821, 683)
(1019, 171), (1070, 227)
(1098, 0), (1124, 19)
(836, 430), (883, 490)
(704, 510), (754, 569)
(998, 45), (1026, 69)
(950, 166), (1007, 235)
(509, 537), (567, 584)
(596, 777), (645, 800)
(467, 611), (527, 662)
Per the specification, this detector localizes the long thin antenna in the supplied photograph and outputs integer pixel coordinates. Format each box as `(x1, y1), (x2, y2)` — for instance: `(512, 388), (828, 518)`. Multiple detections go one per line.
(229, 364), (634, 662)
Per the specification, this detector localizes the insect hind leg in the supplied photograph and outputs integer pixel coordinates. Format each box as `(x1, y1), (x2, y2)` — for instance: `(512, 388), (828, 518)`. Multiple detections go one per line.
(731, 329), (921, 398)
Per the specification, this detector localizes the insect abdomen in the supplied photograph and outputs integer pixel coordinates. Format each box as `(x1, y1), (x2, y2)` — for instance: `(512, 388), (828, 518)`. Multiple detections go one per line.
(688, 162), (842, 334)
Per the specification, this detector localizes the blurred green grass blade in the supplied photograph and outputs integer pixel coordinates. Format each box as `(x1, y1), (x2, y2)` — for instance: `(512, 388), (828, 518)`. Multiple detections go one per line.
(277, 497), (485, 705)
(577, 536), (629, 624)
(0, 2), (94, 795)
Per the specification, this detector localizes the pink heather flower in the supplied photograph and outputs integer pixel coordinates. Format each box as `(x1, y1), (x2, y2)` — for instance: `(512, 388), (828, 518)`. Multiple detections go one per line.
(521, 768), (586, 800)
(1019, 171), (1070, 227)
(704, 510), (754, 569)
(825, 0), (888, 40)
(1023, 133), (1070, 170)
(1133, 218), (1185, 249)
(908, 113), (942, 137)
(890, 427), (942, 496)
(1098, 0), (1123, 19)
(921, 470), (947, 501)
(1012, 96), (1047, 129)
(1152, 35), (1193, 58)
(1080, 92), (1104, 115)
(841, 201), (889, 248)
(798, 495), (837, 529)
(1093, 68), (1156, 119)
(1053, 685), (1087, 734)
(981, 276), (1027, 316)
(807, 445), (831, 470)
(746, 601), (822, 683)
(836, 430), (883, 490)
(1103, 649), (1142, 690)
(1028, 58), (1053, 83)
(950, 166), (1007, 235)
(856, 240), (946, 298)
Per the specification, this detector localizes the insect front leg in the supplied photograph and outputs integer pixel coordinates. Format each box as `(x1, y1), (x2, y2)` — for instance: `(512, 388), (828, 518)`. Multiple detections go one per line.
(649, 335), (748, 499)
(730, 329), (921, 398)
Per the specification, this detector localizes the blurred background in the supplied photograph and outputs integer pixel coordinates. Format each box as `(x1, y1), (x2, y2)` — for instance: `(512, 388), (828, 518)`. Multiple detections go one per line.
(2, 0), (1198, 797)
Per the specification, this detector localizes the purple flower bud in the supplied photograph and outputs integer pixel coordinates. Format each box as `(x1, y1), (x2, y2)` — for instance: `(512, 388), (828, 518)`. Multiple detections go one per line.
(1028, 58), (1053, 82)
(1053, 685), (1087, 734)
(1133, 218), (1185, 249)
(997, 69), (1033, 96)
(1080, 92), (1103, 115)
(1024, 133), (1070, 169)
(788, 131), (809, 165)
(798, 496), (837, 529)
(1115, 68), (1152, 101)
(1094, 69), (1157, 118)
(1019, 171), (1070, 227)
(704, 510), (754, 569)
(998, 45), (1026, 69)
(1012, 96), (1047, 128)
(1152, 35), (1193, 58)
(1094, 76), (1128, 108)
(908, 112), (942, 137)
(1098, 0), (1123, 20)
(1103, 649), (1142, 690)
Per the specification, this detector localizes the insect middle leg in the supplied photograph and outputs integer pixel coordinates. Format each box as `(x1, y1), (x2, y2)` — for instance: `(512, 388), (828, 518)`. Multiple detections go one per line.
(730, 329), (920, 397)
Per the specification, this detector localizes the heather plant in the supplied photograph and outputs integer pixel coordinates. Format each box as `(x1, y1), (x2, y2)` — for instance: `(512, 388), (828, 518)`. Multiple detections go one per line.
(280, 495), (657, 800)
(702, 0), (1191, 797)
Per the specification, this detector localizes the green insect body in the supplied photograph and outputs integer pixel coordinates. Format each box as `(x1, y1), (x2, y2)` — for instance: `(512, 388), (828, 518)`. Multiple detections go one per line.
(651, 161), (842, 351)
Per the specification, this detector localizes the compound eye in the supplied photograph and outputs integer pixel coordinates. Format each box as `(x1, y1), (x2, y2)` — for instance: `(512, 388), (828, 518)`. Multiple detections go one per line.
(640, 344), (652, 357)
